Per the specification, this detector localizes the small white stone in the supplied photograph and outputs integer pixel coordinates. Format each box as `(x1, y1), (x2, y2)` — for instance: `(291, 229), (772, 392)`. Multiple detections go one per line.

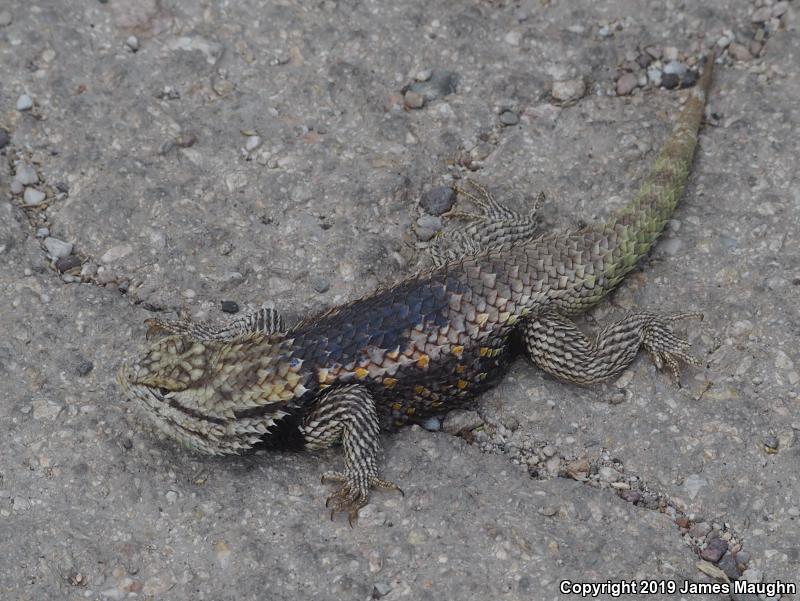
(663, 46), (679, 61)
(647, 66), (662, 86)
(414, 69), (432, 82)
(245, 135), (261, 151)
(504, 30), (521, 46)
(23, 187), (46, 205)
(14, 162), (38, 185)
(44, 237), (73, 259)
(16, 94), (33, 111)
(126, 35), (139, 51)
(751, 6), (772, 22)
(551, 79), (585, 102)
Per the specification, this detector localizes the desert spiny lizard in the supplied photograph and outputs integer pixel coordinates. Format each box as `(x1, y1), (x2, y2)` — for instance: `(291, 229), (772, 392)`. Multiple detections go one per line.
(118, 52), (716, 523)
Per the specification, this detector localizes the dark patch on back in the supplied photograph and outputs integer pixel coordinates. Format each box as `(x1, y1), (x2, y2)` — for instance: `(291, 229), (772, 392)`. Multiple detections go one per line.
(288, 269), (469, 368)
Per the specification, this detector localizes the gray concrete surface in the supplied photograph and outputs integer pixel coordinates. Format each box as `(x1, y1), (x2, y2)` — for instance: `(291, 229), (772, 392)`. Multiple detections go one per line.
(1, 0), (798, 599)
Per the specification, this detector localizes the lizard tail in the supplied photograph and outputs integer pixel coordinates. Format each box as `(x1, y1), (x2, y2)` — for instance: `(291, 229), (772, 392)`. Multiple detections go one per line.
(597, 50), (715, 287)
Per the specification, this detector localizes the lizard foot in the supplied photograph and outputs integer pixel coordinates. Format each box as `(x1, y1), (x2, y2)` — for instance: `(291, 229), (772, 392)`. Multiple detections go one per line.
(321, 471), (404, 526)
(643, 312), (704, 385)
(429, 178), (540, 266)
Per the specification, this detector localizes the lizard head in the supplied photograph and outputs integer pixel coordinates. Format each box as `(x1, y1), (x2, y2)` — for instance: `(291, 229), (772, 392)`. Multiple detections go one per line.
(118, 334), (212, 394)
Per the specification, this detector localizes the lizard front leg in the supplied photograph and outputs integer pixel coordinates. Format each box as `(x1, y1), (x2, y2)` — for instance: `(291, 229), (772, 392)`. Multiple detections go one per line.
(301, 384), (403, 525)
(522, 310), (703, 386)
(144, 305), (286, 341)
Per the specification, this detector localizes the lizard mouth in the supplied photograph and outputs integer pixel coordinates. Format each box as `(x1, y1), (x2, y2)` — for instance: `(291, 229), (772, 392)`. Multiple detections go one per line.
(116, 362), (141, 395)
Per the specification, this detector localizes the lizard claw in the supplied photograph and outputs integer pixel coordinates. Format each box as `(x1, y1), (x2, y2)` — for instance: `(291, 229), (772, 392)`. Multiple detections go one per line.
(321, 471), (403, 526)
(643, 312), (704, 385)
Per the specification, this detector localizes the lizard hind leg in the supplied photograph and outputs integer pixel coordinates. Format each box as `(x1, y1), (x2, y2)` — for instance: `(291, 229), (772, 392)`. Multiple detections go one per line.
(301, 384), (403, 526)
(522, 310), (703, 386)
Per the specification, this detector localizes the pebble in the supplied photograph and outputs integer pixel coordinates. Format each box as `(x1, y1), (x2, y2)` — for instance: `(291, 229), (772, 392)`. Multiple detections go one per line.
(680, 70), (698, 89)
(658, 237), (682, 256)
(16, 94), (33, 111)
(312, 277), (330, 293)
(735, 550), (750, 568)
(773, 1), (789, 17)
(741, 568), (763, 583)
(598, 466), (620, 483)
(407, 70), (459, 102)
(165, 490), (178, 503)
(0, 10), (11, 26)
(35, 227), (49, 238)
(414, 69), (432, 82)
(220, 300), (239, 314)
(717, 551), (741, 579)
(14, 162), (38, 185)
(499, 109), (519, 125)
(700, 538), (728, 563)
(551, 79), (585, 103)
(10, 180), (23, 194)
(751, 7), (772, 23)
(647, 66), (662, 86)
(373, 583), (392, 598)
(126, 35), (139, 51)
(176, 131), (197, 148)
(419, 186), (456, 215)
(245, 135), (261, 151)
(636, 53), (652, 68)
(619, 490), (642, 504)
(442, 410), (484, 435)
(645, 46), (662, 59)
(689, 521), (712, 538)
(662, 60), (687, 77)
(403, 90), (424, 109)
(762, 434), (779, 452)
(615, 73), (638, 96)
(663, 46), (679, 61)
(44, 237), (73, 259)
(76, 360), (94, 376)
(0, 129), (9, 149)
(661, 73), (680, 90)
(23, 187), (46, 205)
(414, 214), (442, 241)
(420, 417), (441, 431)
(728, 42), (752, 62)
(56, 255), (81, 273)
